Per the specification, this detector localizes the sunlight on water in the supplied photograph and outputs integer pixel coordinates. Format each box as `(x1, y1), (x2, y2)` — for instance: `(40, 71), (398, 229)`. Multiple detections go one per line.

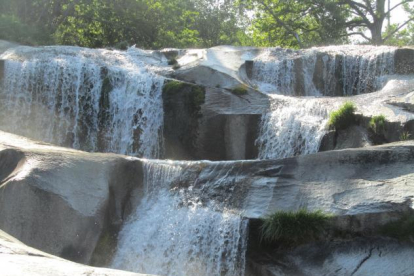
(0, 46), (164, 158)
(112, 161), (247, 276)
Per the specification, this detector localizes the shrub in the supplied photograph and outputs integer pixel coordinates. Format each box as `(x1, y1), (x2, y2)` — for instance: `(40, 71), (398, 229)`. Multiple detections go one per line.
(163, 80), (186, 94)
(369, 115), (386, 134)
(114, 41), (128, 50)
(400, 131), (411, 141)
(231, 85), (248, 95)
(380, 214), (414, 241)
(328, 102), (357, 130)
(172, 64), (181, 70)
(260, 209), (331, 245)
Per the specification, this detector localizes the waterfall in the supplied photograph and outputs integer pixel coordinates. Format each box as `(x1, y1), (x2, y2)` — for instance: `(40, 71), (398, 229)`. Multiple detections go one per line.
(0, 46), (164, 158)
(256, 95), (329, 160)
(112, 160), (248, 276)
(251, 46), (395, 96)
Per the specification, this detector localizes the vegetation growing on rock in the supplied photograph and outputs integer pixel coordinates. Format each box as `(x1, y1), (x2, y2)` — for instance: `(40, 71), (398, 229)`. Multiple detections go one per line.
(230, 85), (249, 96)
(400, 131), (412, 141)
(260, 209), (331, 245)
(369, 115), (386, 135)
(328, 102), (357, 130)
(380, 214), (414, 241)
(163, 81), (205, 112)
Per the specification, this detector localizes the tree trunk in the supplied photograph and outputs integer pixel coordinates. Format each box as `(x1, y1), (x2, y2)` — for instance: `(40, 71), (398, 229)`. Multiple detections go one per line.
(371, 0), (386, 45)
(370, 22), (384, 45)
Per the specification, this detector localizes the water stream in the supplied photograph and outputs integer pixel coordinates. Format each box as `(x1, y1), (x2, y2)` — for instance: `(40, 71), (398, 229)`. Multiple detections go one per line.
(254, 46), (396, 160)
(251, 46), (395, 96)
(112, 160), (248, 276)
(0, 46), (165, 158)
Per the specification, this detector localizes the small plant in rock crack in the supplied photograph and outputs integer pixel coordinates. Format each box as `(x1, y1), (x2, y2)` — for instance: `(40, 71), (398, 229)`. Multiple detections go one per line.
(369, 114), (386, 135)
(328, 102), (357, 131)
(260, 209), (331, 246)
(400, 131), (412, 141)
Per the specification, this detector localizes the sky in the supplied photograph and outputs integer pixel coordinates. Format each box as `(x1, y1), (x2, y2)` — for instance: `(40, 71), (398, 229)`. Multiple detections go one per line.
(390, 0), (410, 26)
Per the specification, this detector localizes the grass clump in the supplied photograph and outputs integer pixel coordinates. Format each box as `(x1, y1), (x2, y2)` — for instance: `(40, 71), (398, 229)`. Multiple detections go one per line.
(369, 115), (386, 134)
(163, 80), (186, 94)
(400, 131), (412, 141)
(380, 214), (414, 242)
(328, 101), (357, 130)
(260, 209), (331, 245)
(231, 84), (249, 95)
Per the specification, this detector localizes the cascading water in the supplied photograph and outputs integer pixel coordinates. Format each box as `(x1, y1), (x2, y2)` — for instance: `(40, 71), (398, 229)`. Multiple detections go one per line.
(256, 95), (330, 160)
(0, 46), (164, 158)
(254, 46), (396, 160)
(112, 160), (248, 276)
(251, 46), (395, 96)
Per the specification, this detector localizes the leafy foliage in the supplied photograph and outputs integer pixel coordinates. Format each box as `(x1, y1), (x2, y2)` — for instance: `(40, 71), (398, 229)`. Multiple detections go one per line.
(328, 102), (357, 130)
(0, 0), (244, 48)
(369, 115), (387, 135)
(260, 209), (331, 245)
(1, 0), (414, 48)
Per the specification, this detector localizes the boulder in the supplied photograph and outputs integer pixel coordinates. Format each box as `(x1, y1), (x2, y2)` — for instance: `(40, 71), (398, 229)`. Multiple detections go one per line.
(172, 141), (414, 220)
(0, 230), (154, 276)
(246, 237), (414, 276)
(0, 132), (144, 265)
(1, 132), (414, 275)
(394, 48), (414, 74)
(162, 81), (265, 160)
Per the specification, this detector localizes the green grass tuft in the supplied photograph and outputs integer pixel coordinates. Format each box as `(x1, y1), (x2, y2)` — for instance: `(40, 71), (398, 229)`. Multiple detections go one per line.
(369, 115), (386, 134)
(380, 214), (414, 241)
(400, 131), (412, 141)
(260, 209), (331, 245)
(328, 101), (357, 130)
(231, 85), (249, 95)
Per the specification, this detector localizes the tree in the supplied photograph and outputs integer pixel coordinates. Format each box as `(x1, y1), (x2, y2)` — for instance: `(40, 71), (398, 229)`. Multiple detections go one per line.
(338, 0), (414, 45)
(192, 0), (243, 47)
(239, 0), (349, 48)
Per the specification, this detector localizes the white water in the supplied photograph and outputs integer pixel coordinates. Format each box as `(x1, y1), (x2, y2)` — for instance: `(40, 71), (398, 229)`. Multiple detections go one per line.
(256, 95), (330, 160)
(252, 46), (395, 96)
(0, 46), (164, 158)
(254, 46), (396, 160)
(112, 161), (248, 276)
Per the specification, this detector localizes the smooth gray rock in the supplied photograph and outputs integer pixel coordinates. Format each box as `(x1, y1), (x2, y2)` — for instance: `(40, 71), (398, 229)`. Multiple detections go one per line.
(246, 238), (414, 276)
(1, 132), (414, 275)
(164, 141), (414, 221)
(0, 132), (143, 264)
(0, 230), (154, 276)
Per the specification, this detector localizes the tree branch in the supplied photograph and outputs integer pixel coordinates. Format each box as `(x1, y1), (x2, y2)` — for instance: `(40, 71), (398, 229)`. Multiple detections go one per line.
(339, 0), (372, 26)
(346, 31), (372, 42)
(383, 17), (414, 41)
(385, 0), (414, 17)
